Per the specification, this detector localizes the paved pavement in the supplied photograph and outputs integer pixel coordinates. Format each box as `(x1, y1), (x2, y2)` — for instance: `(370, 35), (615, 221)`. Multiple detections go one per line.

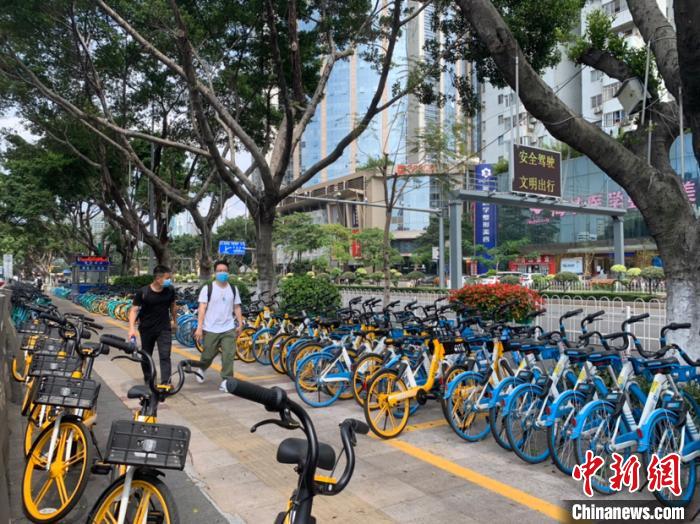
(9, 297), (698, 523)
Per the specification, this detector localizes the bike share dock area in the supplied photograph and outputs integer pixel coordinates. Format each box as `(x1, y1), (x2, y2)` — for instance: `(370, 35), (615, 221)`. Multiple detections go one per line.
(1, 292), (232, 524)
(3, 297), (675, 524)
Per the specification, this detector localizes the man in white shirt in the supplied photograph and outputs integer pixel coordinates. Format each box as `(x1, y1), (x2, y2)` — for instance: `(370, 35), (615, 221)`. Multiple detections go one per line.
(194, 260), (243, 388)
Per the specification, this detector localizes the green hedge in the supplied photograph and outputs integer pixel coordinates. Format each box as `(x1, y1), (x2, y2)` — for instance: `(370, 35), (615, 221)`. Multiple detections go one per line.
(111, 275), (153, 288)
(540, 290), (659, 302)
(338, 284), (449, 293)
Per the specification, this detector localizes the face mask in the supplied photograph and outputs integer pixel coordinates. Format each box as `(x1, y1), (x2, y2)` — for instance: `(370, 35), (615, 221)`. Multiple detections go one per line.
(162, 278), (172, 287)
(215, 272), (229, 283)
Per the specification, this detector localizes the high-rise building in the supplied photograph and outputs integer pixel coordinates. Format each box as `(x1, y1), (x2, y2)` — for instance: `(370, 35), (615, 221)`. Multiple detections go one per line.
(295, 3), (472, 240)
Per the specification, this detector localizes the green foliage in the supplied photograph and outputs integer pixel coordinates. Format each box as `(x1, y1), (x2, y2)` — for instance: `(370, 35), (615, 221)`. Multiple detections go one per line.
(111, 275), (153, 288)
(368, 271), (384, 283)
(430, 0), (585, 109)
(554, 271), (579, 283)
(275, 213), (325, 262)
(569, 10), (659, 91)
(486, 269), (498, 276)
(640, 266), (664, 281)
(340, 271), (356, 283)
(610, 264), (627, 274)
(627, 267), (642, 278)
(278, 275), (340, 316)
(352, 228), (401, 271)
(320, 223), (352, 265)
(531, 274), (550, 290)
(499, 275), (520, 285)
(592, 281), (615, 291)
(477, 239), (531, 271)
(170, 235), (200, 259)
(406, 271), (425, 284)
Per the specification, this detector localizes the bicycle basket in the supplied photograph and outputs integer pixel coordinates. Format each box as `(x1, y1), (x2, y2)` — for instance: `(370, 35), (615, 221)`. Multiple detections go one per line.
(34, 376), (100, 409)
(28, 354), (82, 378)
(105, 420), (191, 471)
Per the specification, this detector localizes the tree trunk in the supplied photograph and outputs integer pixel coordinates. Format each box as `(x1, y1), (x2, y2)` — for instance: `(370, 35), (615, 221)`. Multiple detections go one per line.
(382, 210), (392, 305)
(255, 207), (276, 295)
(664, 274), (700, 351)
(199, 229), (213, 280)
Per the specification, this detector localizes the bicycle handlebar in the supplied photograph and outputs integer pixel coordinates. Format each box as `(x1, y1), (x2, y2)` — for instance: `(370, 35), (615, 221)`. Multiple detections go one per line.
(622, 313), (649, 328)
(225, 378), (288, 412)
(660, 322), (691, 340)
(582, 310), (605, 326)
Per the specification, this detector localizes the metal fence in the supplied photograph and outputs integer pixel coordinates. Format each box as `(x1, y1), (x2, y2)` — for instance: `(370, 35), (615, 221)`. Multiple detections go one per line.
(536, 280), (665, 294)
(339, 289), (666, 350)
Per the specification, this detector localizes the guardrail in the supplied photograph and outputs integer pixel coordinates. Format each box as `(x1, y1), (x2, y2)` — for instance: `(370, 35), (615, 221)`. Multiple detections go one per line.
(339, 289), (667, 351)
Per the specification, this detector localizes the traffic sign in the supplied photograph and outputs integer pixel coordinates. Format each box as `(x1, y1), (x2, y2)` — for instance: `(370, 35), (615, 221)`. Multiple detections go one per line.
(218, 241), (246, 256)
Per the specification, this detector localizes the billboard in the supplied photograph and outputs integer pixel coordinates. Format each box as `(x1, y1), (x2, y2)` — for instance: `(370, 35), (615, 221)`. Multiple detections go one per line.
(512, 144), (561, 198)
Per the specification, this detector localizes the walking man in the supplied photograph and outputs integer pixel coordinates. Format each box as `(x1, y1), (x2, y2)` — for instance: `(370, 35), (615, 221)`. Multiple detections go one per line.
(127, 265), (177, 385)
(194, 260), (243, 390)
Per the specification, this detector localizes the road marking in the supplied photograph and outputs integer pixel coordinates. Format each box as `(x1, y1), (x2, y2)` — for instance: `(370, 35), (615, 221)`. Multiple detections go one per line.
(385, 439), (567, 522)
(403, 419), (449, 433)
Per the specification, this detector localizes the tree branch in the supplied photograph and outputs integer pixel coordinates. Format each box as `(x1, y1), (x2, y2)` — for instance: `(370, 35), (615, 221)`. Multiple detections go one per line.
(577, 47), (633, 82)
(627, 0), (680, 98)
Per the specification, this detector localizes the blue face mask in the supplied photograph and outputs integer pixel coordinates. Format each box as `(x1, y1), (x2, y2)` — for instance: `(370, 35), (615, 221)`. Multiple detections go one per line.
(215, 272), (229, 283)
(162, 278), (172, 287)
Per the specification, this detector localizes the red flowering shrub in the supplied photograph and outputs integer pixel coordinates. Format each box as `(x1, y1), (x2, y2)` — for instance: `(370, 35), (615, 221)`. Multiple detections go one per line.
(449, 283), (544, 322)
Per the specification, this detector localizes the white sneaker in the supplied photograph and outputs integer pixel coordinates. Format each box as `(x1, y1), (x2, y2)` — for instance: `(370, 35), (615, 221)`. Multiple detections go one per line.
(194, 369), (205, 384)
(219, 379), (228, 393)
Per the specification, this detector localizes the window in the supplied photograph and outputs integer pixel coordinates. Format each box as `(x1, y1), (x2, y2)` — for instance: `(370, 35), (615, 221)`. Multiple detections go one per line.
(602, 82), (621, 102)
(498, 94), (504, 105)
(590, 69), (602, 82)
(590, 94), (603, 108)
(498, 115), (504, 125)
(602, 0), (627, 16)
(603, 110), (626, 127)
(498, 135), (504, 145)
(503, 116), (511, 128)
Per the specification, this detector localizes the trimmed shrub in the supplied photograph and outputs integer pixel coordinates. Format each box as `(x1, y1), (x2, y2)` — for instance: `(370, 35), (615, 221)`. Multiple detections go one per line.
(369, 272), (384, 283)
(449, 283), (543, 322)
(279, 275), (340, 316)
(499, 275), (520, 285)
(340, 271), (356, 283)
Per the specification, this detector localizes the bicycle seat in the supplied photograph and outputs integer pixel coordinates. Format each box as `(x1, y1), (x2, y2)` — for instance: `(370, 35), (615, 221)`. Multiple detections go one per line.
(276, 437), (336, 471)
(586, 350), (620, 365)
(127, 385), (151, 401)
(642, 358), (677, 374)
(564, 349), (589, 363)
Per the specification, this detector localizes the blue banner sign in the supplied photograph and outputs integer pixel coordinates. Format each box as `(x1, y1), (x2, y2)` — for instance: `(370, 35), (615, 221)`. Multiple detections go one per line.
(218, 241), (246, 256)
(474, 164), (498, 274)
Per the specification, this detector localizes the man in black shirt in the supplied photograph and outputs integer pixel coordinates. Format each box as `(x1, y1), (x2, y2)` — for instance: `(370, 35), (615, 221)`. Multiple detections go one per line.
(127, 265), (177, 384)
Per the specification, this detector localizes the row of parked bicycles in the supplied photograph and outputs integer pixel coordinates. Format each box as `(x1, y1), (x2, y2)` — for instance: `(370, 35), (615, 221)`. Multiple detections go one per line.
(47, 282), (700, 508)
(9, 284), (369, 524)
(204, 292), (700, 509)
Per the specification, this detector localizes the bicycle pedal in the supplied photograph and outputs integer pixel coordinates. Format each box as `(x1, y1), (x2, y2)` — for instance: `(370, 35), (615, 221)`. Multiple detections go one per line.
(91, 461), (112, 475)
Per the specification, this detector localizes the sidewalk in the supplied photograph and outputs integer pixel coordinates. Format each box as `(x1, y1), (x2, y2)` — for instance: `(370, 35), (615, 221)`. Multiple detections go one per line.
(7, 355), (234, 523)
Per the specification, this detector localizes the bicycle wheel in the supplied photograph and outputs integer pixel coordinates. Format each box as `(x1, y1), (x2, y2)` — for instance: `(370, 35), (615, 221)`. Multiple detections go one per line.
(295, 352), (347, 407)
(352, 353), (385, 406)
(445, 372), (491, 442)
(364, 369), (410, 439)
(289, 342), (323, 380)
(487, 376), (520, 451)
(236, 327), (257, 363)
(547, 391), (587, 476)
(504, 385), (550, 464)
(87, 471), (179, 524)
(22, 418), (92, 523)
(574, 402), (629, 494)
(440, 364), (469, 426)
(252, 329), (274, 365)
(268, 333), (288, 374)
(643, 414), (697, 507)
